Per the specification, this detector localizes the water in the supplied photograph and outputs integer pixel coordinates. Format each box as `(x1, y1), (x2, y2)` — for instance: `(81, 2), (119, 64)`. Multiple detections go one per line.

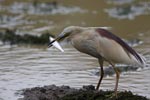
(0, 0), (150, 100)
(0, 43), (150, 100)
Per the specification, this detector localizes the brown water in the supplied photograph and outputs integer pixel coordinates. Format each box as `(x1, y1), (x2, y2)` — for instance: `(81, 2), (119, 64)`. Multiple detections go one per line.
(0, 0), (150, 100)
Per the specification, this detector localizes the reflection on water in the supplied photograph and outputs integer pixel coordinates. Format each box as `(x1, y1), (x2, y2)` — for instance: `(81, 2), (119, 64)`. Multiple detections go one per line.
(0, 43), (150, 100)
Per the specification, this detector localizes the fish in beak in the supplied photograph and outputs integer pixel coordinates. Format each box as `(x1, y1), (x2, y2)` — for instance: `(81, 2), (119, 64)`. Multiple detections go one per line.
(48, 36), (64, 52)
(48, 32), (69, 47)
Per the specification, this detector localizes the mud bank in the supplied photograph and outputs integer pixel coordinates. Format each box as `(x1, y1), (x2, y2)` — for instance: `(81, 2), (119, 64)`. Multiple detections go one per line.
(18, 85), (149, 100)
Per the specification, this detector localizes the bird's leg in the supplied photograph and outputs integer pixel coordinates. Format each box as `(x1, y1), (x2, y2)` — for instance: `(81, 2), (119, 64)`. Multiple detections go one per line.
(96, 59), (104, 90)
(109, 62), (120, 98)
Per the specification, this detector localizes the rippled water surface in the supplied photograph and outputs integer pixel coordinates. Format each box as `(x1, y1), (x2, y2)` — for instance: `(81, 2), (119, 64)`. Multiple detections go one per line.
(0, 43), (150, 100)
(0, 0), (150, 100)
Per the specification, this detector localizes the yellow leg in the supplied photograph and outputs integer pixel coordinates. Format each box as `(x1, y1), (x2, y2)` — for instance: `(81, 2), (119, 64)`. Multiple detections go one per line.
(96, 59), (104, 90)
(109, 62), (120, 98)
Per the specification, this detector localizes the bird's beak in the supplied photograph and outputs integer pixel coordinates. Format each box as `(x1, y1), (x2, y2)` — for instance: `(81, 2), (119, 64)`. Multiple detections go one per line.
(48, 33), (67, 48)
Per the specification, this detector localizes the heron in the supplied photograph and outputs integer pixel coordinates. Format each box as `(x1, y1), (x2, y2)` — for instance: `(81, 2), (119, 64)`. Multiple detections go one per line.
(48, 26), (146, 97)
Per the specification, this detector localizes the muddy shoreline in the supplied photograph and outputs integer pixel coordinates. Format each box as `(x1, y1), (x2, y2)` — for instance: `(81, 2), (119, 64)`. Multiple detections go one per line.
(18, 85), (149, 100)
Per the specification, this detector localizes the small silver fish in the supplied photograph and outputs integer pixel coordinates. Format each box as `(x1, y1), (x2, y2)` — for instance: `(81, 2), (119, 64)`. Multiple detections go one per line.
(49, 36), (64, 52)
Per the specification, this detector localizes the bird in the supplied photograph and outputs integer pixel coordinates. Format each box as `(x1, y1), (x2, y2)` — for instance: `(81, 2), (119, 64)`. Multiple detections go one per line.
(48, 26), (146, 98)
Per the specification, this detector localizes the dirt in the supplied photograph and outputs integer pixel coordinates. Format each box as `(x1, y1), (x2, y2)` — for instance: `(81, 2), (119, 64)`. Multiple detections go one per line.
(18, 85), (149, 100)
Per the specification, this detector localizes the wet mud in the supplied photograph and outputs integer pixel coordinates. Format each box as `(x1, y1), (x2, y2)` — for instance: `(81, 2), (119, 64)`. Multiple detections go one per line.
(19, 85), (149, 100)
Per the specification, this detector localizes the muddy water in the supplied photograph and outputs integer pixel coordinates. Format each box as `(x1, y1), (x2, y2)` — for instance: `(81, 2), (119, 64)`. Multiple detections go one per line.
(0, 0), (150, 100)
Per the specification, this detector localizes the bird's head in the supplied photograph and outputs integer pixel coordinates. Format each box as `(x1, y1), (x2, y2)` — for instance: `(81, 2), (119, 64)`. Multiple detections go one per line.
(48, 26), (83, 47)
